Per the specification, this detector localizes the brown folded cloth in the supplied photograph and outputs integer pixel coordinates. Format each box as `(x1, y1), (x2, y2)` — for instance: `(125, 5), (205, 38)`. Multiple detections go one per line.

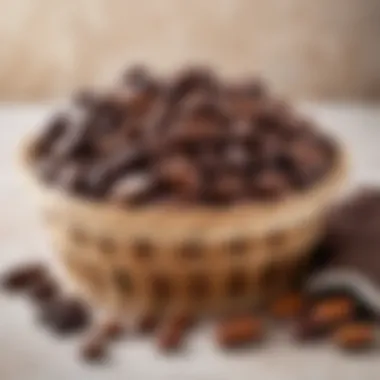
(307, 188), (380, 318)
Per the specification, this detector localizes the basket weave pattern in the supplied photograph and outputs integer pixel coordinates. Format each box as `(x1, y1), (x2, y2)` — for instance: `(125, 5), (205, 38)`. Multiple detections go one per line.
(47, 211), (320, 314)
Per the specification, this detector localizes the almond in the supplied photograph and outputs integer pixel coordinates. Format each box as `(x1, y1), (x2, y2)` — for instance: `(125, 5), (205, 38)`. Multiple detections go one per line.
(310, 297), (354, 326)
(333, 323), (376, 351)
(216, 315), (265, 348)
(1, 263), (46, 293)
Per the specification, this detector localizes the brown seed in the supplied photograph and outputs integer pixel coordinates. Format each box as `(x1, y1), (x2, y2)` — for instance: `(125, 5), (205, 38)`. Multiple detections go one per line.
(122, 65), (152, 89)
(290, 140), (323, 166)
(34, 114), (68, 157)
(175, 117), (225, 144)
(91, 128), (128, 156)
(170, 96), (226, 145)
(216, 316), (265, 348)
(56, 163), (86, 194)
(81, 336), (107, 364)
(310, 297), (355, 326)
(1, 263), (47, 293)
(158, 156), (200, 199)
(333, 323), (376, 352)
(100, 319), (126, 341)
(260, 134), (283, 162)
(40, 297), (91, 334)
(255, 104), (281, 129)
(288, 139), (329, 186)
(86, 147), (149, 197)
(213, 175), (244, 202)
(227, 96), (257, 119)
(169, 68), (218, 102)
(89, 95), (126, 132)
(28, 278), (58, 303)
(181, 92), (219, 116)
(109, 173), (154, 205)
(157, 324), (184, 352)
(270, 293), (304, 320)
(225, 81), (265, 118)
(121, 71), (160, 114)
(225, 143), (250, 171)
(136, 313), (159, 334)
(254, 170), (290, 199)
(123, 90), (158, 119)
(242, 79), (267, 98)
(52, 117), (91, 160)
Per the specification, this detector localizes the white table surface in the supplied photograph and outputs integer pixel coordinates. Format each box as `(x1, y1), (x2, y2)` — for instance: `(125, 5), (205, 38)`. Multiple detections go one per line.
(0, 103), (380, 380)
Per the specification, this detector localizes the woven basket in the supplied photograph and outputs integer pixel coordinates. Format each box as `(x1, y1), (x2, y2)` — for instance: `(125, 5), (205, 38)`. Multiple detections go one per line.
(21, 136), (347, 317)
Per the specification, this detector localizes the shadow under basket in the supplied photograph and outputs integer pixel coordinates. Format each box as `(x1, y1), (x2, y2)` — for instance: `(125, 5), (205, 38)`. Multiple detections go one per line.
(20, 137), (347, 317)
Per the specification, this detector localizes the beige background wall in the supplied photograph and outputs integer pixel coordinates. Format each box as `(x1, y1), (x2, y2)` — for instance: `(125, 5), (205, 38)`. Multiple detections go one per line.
(0, 0), (380, 101)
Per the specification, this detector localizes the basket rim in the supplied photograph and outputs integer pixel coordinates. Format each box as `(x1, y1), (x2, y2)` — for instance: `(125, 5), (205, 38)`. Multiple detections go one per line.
(19, 133), (348, 234)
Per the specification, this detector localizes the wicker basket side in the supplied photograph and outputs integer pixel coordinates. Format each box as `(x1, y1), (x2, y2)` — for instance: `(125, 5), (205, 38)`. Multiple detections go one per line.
(44, 204), (324, 315)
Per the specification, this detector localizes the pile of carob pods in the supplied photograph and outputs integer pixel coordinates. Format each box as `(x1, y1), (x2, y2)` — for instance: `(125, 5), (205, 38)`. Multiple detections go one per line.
(32, 66), (337, 206)
(2, 188), (380, 364)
